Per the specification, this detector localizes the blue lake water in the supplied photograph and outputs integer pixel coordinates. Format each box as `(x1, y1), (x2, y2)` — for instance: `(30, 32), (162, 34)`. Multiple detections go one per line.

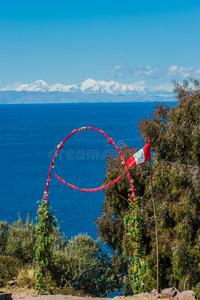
(0, 102), (174, 244)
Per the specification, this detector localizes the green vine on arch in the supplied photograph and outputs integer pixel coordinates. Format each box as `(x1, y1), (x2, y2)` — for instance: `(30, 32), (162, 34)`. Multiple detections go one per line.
(34, 200), (56, 294)
(123, 196), (150, 294)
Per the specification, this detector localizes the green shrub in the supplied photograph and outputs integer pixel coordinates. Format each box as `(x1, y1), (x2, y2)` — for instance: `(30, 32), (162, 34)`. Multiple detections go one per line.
(17, 265), (36, 288)
(49, 234), (120, 297)
(42, 270), (57, 294)
(194, 282), (200, 300)
(0, 255), (21, 287)
(50, 226), (68, 251)
(5, 215), (36, 265)
(61, 285), (91, 296)
(0, 221), (10, 255)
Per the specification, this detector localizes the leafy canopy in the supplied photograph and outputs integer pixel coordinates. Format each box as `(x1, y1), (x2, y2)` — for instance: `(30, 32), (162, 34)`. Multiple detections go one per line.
(96, 79), (200, 291)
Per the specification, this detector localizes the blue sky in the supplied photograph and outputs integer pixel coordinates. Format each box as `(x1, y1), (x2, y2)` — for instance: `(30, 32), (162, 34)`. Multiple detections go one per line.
(0, 0), (200, 89)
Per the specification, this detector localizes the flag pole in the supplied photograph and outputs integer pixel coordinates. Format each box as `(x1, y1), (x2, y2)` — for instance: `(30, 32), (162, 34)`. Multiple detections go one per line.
(148, 137), (159, 292)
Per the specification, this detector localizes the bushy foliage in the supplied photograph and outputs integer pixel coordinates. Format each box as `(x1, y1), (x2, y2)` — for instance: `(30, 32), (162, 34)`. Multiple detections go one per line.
(0, 221), (9, 255)
(194, 282), (200, 300)
(4, 214), (36, 265)
(50, 226), (68, 252)
(0, 255), (21, 287)
(139, 79), (200, 166)
(49, 234), (120, 297)
(138, 79), (200, 291)
(0, 215), (121, 295)
(96, 79), (200, 292)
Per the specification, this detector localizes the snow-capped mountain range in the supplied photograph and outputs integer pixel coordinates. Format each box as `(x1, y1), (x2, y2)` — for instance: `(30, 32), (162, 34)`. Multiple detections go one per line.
(0, 79), (175, 104)
(1, 79), (173, 95)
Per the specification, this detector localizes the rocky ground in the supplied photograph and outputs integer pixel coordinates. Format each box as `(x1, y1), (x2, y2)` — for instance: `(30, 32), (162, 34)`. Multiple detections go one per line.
(12, 294), (113, 300)
(0, 288), (196, 300)
(6, 292), (196, 300)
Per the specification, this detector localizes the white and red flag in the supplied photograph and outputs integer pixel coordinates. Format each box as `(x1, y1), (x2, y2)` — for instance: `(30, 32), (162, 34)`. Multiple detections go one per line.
(126, 141), (151, 167)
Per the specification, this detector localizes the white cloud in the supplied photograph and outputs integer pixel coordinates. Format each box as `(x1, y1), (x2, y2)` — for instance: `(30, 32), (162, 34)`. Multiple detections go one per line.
(109, 64), (200, 80)
(166, 65), (200, 79)
(168, 65), (179, 73)
(132, 66), (162, 78)
(109, 65), (163, 79)
(108, 64), (125, 78)
(166, 65), (199, 78)
(153, 83), (174, 91)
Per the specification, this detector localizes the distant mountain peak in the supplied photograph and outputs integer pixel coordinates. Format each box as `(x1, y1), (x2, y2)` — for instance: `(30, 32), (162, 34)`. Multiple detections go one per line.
(0, 78), (174, 98)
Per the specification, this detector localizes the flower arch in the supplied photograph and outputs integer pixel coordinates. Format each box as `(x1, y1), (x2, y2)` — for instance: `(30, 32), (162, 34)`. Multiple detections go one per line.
(44, 126), (136, 204)
(35, 126), (138, 293)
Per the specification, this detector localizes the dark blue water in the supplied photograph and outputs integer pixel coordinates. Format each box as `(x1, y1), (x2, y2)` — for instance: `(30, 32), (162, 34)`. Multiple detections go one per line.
(0, 103), (174, 241)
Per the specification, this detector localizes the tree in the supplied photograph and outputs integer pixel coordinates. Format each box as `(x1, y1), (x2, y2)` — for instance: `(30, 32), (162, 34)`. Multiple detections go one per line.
(96, 79), (200, 291)
(138, 79), (200, 291)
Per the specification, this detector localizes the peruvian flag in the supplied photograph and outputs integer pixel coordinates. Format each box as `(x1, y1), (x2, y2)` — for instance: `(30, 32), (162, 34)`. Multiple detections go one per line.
(126, 142), (151, 167)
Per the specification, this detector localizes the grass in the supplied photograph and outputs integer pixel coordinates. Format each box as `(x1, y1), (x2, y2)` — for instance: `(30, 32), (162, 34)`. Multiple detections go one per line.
(17, 266), (36, 288)
(0, 287), (36, 294)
